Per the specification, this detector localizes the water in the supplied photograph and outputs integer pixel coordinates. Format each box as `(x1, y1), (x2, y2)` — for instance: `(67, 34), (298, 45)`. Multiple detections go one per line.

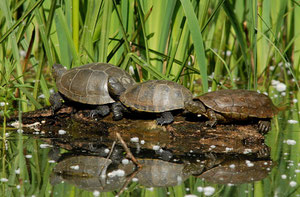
(1, 98), (299, 197)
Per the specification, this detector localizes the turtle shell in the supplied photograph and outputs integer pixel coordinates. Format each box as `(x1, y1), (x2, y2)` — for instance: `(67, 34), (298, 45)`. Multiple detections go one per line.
(54, 63), (135, 105)
(120, 80), (193, 112)
(197, 89), (278, 119)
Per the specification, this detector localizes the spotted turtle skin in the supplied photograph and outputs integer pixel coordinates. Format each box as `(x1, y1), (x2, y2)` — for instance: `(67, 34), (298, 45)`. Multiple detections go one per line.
(185, 89), (278, 133)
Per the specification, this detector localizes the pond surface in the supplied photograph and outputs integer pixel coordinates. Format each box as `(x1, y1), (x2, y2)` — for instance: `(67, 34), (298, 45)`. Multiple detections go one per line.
(1, 91), (299, 197)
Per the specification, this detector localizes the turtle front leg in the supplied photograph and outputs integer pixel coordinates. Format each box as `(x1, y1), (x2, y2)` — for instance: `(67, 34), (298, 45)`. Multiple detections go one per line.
(258, 120), (271, 134)
(205, 109), (218, 127)
(257, 146), (271, 158)
(111, 102), (126, 121)
(156, 111), (174, 125)
(50, 92), (64, 113)
(90, 105), (110, 117)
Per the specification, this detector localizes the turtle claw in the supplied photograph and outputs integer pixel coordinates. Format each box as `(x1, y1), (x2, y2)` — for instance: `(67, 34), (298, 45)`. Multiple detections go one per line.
(156, 112), (174, 126)
(89, 105), (110, 118)
(205, 120), (217, 127)
(258, 120), (271, 134)
(257, 146), (271, 158)
(156, 117), (166, 126)
(50, 93), (64, 113)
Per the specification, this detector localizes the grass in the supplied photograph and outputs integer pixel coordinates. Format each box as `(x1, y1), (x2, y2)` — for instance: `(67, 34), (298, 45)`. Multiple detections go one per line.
(0, 0), (299, 196)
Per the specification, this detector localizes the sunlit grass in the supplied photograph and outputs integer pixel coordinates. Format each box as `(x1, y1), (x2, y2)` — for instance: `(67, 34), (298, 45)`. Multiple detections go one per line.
(0, 0), (299, 196)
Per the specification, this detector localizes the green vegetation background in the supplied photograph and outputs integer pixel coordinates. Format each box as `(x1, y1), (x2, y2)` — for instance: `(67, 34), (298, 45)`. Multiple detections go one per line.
(0, 0), (299, 196)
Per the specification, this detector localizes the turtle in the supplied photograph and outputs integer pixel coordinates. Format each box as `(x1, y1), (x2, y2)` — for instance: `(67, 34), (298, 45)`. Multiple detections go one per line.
(51, 63), (136, 119)
(108, 79), (193, 125)
(184, 89), (278, 133)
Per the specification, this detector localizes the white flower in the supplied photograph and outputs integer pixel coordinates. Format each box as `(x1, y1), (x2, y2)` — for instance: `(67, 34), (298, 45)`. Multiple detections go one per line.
(93, 190), (100, 197)
(290, 181), (297, 187)
(288, 120), (298, 124)
(197, 186), (203, 192)
(0, 178), (8, 182)
(275, 83), (286, 92)
(204, 186), (215, 196)
(286, 139), (296, 145)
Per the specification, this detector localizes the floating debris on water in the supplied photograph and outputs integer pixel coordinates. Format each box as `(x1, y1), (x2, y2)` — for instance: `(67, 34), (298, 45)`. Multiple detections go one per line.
(152, 145), (160, 151)
(130, 137), (139, 143)
(229, 164), (236, 169)
(107, 169), (125, 177)
(40, 144), (52, 148)
(122, 159), (129, 165)
(58, 129), (67, 135)
(70, 165), (79, 170)
(104, 148), (110, 154)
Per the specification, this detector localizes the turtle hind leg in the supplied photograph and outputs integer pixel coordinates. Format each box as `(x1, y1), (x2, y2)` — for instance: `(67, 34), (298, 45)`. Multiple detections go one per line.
(258, 120), (271, 134)
(156, 111), (174, 125)
(111, 102), (126, 121)
(50, 92), (64, 113)
(90, 105), (110, 117)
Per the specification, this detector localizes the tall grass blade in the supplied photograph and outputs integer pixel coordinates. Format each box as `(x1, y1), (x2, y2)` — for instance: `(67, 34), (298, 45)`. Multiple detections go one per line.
(180, 0), (208, 92)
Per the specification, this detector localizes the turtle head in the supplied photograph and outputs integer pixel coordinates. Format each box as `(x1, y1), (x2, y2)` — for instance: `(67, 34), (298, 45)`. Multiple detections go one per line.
(107, 77), (126, 100)
(184, 99), (206, 116)
(52, 64), (66, 80)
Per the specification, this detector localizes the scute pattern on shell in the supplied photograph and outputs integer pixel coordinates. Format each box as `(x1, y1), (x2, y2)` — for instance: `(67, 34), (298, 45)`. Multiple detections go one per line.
(198, 89), (277, 119)
(120, 80), (193, 112)
(55, 63), (135, 105)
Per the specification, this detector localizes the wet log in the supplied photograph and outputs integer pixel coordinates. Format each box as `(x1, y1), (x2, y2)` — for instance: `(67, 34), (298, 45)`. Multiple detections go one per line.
(5, 106), (269, 158)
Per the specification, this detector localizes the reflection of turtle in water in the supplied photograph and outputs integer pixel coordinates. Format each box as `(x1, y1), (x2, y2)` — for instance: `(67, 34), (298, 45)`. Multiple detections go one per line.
(50, 155), (136, 192)
(198, 158), (274, 184)
(50, 155), (197, 190)
(185, 89), (278, 133)
(51, 63), (136, 119)
(135, 159), (191, 187)
(108, 79), (193, 125)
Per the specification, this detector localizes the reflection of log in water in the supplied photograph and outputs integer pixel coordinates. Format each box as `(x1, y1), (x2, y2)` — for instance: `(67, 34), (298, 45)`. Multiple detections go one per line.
(8, 106), (270, 157)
